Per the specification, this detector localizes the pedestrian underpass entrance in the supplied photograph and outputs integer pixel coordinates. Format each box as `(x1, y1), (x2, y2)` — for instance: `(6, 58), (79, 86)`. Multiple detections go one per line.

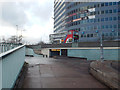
(61, 49), (67, 56)
(50, 49), (60, 57)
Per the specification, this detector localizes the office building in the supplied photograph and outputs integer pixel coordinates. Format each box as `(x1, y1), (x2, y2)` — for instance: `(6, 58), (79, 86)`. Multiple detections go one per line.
(50, 0), (120, 43)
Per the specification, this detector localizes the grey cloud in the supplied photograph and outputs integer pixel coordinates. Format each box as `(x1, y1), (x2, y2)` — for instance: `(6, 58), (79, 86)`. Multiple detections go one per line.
(29, 1), (54, 24)
(1, 2), (28, 27)
(0, 1), (54, 43)
(1, 1), (54, 28)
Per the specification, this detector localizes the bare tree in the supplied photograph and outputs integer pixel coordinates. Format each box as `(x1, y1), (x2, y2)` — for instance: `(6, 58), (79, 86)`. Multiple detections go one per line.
(4, 35), (23, 44)
(37, 40), (45, 45)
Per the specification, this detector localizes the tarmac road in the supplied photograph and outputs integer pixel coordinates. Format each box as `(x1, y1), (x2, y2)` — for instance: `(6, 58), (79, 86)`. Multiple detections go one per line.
(22, 57), (108, 88)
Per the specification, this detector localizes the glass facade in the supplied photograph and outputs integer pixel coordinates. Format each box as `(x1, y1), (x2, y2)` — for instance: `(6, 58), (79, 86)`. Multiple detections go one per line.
(53, 1), (120, 42)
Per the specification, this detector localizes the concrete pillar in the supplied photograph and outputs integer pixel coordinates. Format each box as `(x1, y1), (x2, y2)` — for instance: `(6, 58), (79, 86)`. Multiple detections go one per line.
(60, 49), (61, 56)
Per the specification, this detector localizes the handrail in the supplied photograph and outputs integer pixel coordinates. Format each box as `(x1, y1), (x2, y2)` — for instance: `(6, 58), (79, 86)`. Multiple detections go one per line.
(0, 45), (25, 58)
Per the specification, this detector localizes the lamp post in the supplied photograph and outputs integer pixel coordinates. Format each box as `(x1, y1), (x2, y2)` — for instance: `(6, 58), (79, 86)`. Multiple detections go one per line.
(20, 29), (26, 44)
(96, 30), (104, 61)
(100, 32), (104, 61)
(16, 25), (18, 44)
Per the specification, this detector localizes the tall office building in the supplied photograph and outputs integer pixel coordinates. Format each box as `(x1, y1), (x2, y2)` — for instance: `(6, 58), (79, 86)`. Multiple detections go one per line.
(50, 0), (120, 43)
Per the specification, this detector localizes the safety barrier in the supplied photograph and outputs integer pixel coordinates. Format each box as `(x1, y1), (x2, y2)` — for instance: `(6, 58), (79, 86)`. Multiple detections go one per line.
(0, 45), (25, 89)
(0, 43), (21, 54)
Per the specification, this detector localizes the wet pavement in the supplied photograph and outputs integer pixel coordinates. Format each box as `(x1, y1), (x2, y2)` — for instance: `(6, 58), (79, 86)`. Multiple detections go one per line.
(22, 57), (108, 88)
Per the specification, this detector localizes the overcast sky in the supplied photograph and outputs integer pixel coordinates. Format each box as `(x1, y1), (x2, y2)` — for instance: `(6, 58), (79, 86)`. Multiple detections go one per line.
(0, 0), (54, 44)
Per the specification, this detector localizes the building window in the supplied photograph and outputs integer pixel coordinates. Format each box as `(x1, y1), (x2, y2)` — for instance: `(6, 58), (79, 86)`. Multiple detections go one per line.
(118, 16), (120, 20)
(101, 10), (104, 14)
(105, 33), (108, 36)
(91, 34), (93, 37)
(113, 32), (117, 36)
(105, 17), (108, 21)
(109, 17), (112, 21)
(83, 20), (85, 24)
(114, 25), (117, 28)
(97, 4), (100, 7)
(77, 21), (79, 25)
(90, 5), (94, 8)
(118, 24), (120, 29)
(81, 20), (83, 24)
(109, 2), (112, 6)
(110, 33), (113, 36)
(109, 10), (112, 13)
(102, 33), (104, 37)
(94, 11), (97, 15)
(97, 11), (100, 14)
(118, 2), (120, 5)
(118, 8), (120, 12)
(105, 25), (108, 29)
(75, 21), (77, 25)
(78, 14), (80, 18)
(84, 34), (86, 37)
(105, 10), (108, 14)
(97, 25), (101, 29)
(94, 4), (96, 8)
(81, 35), (83, 37)
(73, 15), (76, 19)
(87, 19), (89, 23)
(94, 33), (97, 37)
(101, 18), (104, 22)
(90, 12), (94, 15)
(98, 18), (100, 22)
(101, 3), (104, 7)
(109, 25), (113, 28)
(90, 19), (93, 23)
(118, 32), (120, 36)
(87, 34), (90, 37)
(81, 27), (84, 30)
(94, 26), (97, 30)
(91, 26), (93, 30)
(87, 26), (90, 30)
(87, 6), (89, 9)
(105, 2), (108, 6)
(94, 19), (96, 23)
(113, 2), (117, 5)
(113, 17), (117, 20)
(101, 25), (104, 29)
(113, 9), (117, 13)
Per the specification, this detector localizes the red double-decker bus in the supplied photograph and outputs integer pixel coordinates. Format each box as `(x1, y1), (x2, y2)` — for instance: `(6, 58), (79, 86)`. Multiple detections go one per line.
(64, 30), (79, 43)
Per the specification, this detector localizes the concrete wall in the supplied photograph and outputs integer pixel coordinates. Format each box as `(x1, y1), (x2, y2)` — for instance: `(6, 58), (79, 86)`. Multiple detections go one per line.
(41, 48), (50, 57)
(1, 45), (25, 88)
(68, 48), (119, 60)
(25, 48), (34, 56)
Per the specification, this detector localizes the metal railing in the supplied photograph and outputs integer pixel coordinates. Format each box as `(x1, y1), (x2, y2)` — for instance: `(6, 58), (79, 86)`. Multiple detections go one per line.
(0, 43), (21, 54)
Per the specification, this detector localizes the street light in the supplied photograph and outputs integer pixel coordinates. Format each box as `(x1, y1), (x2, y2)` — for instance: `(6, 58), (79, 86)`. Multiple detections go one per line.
(20, 29), (26, 44)
(100, 32), (104, 61)
(16, 25), (18, 44)
(96, 30), (104, 61)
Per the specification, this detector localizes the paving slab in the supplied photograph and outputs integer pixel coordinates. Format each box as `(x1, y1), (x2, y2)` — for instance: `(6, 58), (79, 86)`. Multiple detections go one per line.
(22, 57), (108, 88)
